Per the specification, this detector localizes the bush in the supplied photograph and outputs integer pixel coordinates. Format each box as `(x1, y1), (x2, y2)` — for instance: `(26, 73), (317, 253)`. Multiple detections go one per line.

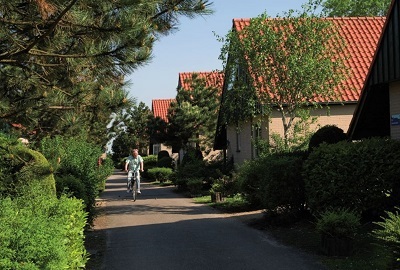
(374, 207), (400, 261)
(236, 151), (307, 211)
(316, 208), (360, 239)
(157, 150), (170, 160)
(55, 174), (88, 204)
(0, 183), (88, 269)
(308, 125), (347, 151)
(38, 136), (109, 224)
(147, 167), (174, 183)
(187, 178), (203, 196)
(303, 138), (400, 217)
(175, 159), (206, 190)
(157, 156), (173, 168)
(0, 134), (56, 197)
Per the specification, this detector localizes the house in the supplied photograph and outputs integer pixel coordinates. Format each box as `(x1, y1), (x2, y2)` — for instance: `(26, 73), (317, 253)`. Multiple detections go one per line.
(348, 0), (400, 140)
(151, 71), (224, 160)
(214, 16), (385, 165)
(150, 98), (175, 156)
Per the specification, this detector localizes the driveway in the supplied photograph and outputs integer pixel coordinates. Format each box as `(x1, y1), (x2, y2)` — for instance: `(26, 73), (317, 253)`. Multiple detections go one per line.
(87, 170), (326, 270)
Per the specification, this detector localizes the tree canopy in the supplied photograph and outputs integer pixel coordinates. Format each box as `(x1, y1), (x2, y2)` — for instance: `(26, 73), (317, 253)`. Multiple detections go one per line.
(0, 0), (213, 145)
(317, 0), (391, 17)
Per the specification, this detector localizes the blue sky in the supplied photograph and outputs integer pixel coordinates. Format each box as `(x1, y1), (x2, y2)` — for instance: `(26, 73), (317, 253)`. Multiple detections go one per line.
(126, 0), (307, 107)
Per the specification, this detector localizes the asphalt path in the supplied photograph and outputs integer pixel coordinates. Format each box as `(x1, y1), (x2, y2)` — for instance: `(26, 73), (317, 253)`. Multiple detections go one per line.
(94, 170), (326, 270)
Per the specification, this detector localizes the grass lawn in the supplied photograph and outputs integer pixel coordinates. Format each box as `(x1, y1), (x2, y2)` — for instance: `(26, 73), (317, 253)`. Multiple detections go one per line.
(193, 195), (397, 270)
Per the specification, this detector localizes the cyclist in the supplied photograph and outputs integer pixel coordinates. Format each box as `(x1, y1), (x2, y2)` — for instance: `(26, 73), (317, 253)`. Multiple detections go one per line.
(124, 148), (144, 194)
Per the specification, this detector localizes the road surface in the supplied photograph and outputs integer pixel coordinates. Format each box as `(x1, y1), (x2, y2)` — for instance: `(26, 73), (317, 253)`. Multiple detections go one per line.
(90, 170), (326, 270)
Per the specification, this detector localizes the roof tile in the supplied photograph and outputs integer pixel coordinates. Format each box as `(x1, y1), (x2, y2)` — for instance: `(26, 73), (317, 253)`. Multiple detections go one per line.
(151, 99), (175, 122)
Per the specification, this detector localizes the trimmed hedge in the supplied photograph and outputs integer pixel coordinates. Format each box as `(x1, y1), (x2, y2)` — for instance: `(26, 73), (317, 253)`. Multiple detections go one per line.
(303, 138), (400, 216)
(236, 151), (307, 211)
(0, 183), (87, 269)
(147, 167), (174, 183)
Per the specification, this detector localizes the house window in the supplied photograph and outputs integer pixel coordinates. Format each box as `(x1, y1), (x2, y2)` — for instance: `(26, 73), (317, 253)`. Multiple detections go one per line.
(153, 144), (161, 155)
(253, 124), (262, 158)
(236, 127), (241, 152)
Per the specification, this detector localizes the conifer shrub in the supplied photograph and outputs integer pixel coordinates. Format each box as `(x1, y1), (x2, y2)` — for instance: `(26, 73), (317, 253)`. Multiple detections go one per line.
(303, 138), (400, 217)
(308, 125), (347, 151)
(157, 150), (170, 160)
(374, 207), (400, 261)
(157, 156), (173, 168)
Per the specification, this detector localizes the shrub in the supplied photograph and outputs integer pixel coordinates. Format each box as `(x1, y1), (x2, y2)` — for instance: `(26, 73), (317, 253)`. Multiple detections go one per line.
(236, 151), (307, 211)
(316, 208), (360, 239)
(147, 167), (174, 183)
(303, 138), (400, 217)
(308, 125), (347, 152)
(175, 159), (206, 190)
(187, 178), (203, 196)
(157, 156), (173, 168)
(374, 207), (400, 261)
(38, 136), (109, 224)
(0, 134), (56, 197)
(55, 174), (88, 204)
(157, 150), (170, 160)
(0, 183), (88, 269)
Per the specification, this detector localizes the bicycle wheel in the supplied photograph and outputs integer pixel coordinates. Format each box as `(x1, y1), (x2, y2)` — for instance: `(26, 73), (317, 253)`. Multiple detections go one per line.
(132, 179), (138, 201)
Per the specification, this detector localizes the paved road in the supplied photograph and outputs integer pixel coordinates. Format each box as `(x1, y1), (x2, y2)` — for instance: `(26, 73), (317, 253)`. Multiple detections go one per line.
(93, 170), (326, 270)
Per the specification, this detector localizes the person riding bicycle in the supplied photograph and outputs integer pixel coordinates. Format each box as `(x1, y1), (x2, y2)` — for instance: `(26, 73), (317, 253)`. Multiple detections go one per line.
(124, 148), (144, 194)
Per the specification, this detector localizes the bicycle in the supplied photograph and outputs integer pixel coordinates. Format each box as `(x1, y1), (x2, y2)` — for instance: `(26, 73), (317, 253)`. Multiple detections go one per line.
(127, 170), (139, 201)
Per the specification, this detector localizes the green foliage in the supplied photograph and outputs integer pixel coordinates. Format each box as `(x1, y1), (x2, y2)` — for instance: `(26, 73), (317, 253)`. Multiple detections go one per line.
(111, 132), (136, 168)
(175, 159), (206, 190)
(316, 208), (360, 239)
(303, 138), (400, 216)
(55, 174), (88, 205)
(236, 152), (307, 210)
(143, 155), (158, 166)
(0, 0), (213, 144)
(374, 207), (400, 261)
(157, 156), (173, 168)
(317, 0), (391, 16)
(38, 136), (111, 224)
(308, 124), (347, 151)
(0, 183), (87, 269)
(157, 150), (170, 160)
(0, 134), (56, 197)
(187, 178), (203, 196)
(147, 167), (174, 183)
(166, 73), (221, 150)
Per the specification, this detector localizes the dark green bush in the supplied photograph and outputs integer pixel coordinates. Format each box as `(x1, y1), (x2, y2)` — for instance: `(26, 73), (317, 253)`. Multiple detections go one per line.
(187, 178), (203, 196)
(236, 151), (306, 211)
(175, 159), (206, 190)
(0, 183), (87, 269)
(147, 167), (174, 183)
(55, 174), (88, 204)
(157, 150), (170, 160)
(316, 208), (360, 239)
(157, 156), (173, 168)
(308, 125), (347, 151)
(303, 138), (400, 217)
(0, 134), (56, 197)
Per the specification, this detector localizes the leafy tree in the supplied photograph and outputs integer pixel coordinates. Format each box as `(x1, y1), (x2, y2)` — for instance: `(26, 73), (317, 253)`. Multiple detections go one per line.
(166, 73), (220, 151)
(109, 102), (152, 155)
(315, 0), (391, 17)
(0, 0), (213, 144)
(218, 7), (348, 149)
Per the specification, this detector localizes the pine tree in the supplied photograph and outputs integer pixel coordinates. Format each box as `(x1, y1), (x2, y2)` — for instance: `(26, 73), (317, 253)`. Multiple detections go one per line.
(0, 0), (213, 143)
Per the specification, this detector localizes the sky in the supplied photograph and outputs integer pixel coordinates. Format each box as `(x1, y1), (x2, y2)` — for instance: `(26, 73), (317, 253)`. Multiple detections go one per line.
(126, 0), (307, 108)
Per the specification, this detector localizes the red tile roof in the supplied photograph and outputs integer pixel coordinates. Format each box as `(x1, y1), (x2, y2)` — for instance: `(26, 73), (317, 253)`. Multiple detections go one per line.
(233, 17), (385, 103)
(151, 99), (175, 122)
(178, 71), (224, 94)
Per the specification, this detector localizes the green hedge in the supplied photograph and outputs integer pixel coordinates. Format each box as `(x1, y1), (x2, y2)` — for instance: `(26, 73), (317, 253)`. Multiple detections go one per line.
(236, 152), (307, 211)
(147, 167), (174, 183)
(0, 183), (87, 269)
(303, 138), (400, 216)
